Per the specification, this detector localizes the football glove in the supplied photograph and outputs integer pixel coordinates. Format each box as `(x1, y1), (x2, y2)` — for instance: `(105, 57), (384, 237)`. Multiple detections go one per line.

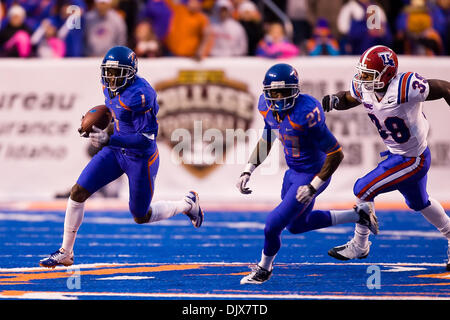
(296, 184), (317, 205)
(322, 94), (339, 112)
(89, 125), (109, 148)
(236, 172), (252, 195)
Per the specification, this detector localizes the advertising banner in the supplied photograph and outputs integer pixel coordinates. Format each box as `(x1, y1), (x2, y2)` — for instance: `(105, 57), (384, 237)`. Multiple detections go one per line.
(0, 57), (449, 207)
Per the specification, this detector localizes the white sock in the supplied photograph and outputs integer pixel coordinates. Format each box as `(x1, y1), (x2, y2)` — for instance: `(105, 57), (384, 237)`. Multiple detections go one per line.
(61, 198), (85, 253)
(148, 200), (191, 223)
(421, 198), (450, 240)
(330, 209), (359, 225)
(259, 250), (276, 271)
(351, 198), (372, 248)
(353, 223), (370, 248)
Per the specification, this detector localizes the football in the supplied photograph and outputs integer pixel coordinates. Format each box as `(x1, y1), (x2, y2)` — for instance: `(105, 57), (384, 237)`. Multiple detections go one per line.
(78, 104), (112, 137)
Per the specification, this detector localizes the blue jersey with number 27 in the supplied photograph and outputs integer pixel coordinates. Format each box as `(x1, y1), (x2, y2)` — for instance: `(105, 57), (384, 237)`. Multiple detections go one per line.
(258, 93), (341, 173)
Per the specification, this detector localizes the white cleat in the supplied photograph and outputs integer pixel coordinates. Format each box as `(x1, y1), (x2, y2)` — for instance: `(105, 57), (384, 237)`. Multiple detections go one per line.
(183, 191), (204, 228)
(39, 248), (74, 268)
(328, 239), (372, 261)
(240, 264), (272, 284)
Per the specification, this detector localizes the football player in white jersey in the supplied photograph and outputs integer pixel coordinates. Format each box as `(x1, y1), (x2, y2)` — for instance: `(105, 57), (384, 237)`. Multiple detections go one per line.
(322, 45), (450, 270)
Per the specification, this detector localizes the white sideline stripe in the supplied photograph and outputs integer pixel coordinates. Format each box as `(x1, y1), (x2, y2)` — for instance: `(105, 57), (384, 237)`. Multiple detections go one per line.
(360, 156), (422, 200)
(0, 212), (63, 222)
(1, 291), (449, 300)
(96, 276), (155, 280)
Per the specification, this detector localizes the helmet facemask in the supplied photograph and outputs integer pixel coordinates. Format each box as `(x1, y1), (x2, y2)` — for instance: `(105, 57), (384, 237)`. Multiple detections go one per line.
(353, 63), (387, 93)
(101, 63), (136, 92)
(263, 82), (300, 112)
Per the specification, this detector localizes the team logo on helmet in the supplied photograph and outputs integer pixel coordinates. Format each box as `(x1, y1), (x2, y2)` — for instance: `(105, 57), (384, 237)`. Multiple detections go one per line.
(378, 52), (395, 67)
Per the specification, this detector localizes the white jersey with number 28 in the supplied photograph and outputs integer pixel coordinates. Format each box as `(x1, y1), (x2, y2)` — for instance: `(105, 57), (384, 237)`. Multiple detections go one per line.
(350, 71), (430, 157)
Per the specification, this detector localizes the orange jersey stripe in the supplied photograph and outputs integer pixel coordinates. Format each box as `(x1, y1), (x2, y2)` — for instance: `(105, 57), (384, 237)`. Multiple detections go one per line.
(325, 142), (340, 154)
(259, 108), (269, 119)
(118, 96), (132, 111)
(287, 114), (303, 131)
(400, 72), (413, 104)
(147, 149), (159, 197)
(148, 149), (159, 167)
(326, 146), (342, 156)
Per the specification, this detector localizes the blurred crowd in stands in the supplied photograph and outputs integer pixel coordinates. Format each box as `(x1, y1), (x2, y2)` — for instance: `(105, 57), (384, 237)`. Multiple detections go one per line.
(0, 0), (448, 58)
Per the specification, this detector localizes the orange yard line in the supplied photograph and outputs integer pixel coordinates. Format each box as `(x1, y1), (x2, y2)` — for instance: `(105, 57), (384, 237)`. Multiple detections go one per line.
(392, 283), (450, 287)
(413, 272), (450, 280)
(0, 264), (206, 285)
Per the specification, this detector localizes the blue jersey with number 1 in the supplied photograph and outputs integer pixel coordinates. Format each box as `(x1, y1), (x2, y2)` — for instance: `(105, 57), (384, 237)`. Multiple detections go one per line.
(77, 75), (160, 220)
(103, 75), (159, 155)
(258, 93), (341, 173)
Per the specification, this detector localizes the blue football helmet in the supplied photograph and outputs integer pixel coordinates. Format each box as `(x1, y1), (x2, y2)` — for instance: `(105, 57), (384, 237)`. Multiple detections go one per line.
(263, 63), (300, 112)
(101, 46), (138, 92)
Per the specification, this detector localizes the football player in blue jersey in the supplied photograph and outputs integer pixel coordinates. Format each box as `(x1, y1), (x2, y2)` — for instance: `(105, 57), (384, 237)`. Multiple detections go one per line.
(237, 63), (379, 284)
(39, 46), (204, 268)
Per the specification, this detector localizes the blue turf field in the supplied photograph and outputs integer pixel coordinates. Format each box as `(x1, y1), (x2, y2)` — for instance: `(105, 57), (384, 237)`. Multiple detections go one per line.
(0, 209), (449, 300)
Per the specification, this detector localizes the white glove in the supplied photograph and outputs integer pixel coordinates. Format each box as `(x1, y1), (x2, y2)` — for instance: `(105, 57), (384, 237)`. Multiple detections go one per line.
(89, 125), (109, 148)
(296, 184), (317, 205)
(236, 172), (252, 194)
